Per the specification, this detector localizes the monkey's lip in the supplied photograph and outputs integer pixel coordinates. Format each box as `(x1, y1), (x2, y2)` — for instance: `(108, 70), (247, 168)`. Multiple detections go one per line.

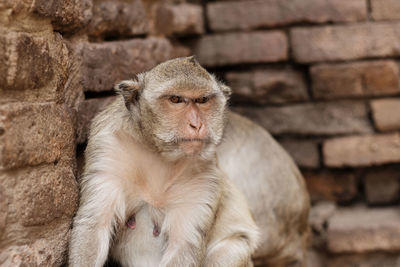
(177, 138), (205, 142)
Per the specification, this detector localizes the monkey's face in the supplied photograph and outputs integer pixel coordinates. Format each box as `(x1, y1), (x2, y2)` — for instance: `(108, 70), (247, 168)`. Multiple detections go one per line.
(115, 57), (232, 160)
(141, 81), (228, 160)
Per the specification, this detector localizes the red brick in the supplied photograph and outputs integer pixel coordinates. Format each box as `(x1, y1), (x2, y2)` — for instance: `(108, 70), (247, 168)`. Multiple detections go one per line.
(192, 31), (288, 67)
(291, 23), (400, 63)
(0, 103), (75, 170)
(207, 0), (367, 32)
(279, 139), (320, 169)
(304, 171), (358, 203)
(155, 3), (204, 36)
(80, 37), (172, 92)
(88, 0), (148, 40)
(234, 101), (372, 136)
(371, 0), (400, 21)
(225, 68), (308, 105)
(371, 98), (400, 131)
(311, 61), (400, 99)
(364, 167), (400, 205)
(327, 206), (400, 253)
(324, 133), (400, 167)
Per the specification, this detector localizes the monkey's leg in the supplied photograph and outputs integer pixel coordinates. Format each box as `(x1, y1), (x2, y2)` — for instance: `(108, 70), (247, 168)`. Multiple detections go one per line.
(204, 178), (259, 267)
(69, 177), (124, 267)
(204, 237), (255, 267)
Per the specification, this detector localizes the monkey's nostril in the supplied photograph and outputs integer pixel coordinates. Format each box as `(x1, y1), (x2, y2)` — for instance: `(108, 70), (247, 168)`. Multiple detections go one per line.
(189, 123), (198, 130)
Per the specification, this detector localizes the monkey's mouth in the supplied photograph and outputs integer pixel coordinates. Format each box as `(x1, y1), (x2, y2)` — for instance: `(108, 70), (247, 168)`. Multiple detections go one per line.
(177, 138), (205, 142)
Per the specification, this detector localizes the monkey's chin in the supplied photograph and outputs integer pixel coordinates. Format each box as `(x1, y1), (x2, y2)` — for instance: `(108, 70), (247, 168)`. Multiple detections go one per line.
(180, 141), (205, 155)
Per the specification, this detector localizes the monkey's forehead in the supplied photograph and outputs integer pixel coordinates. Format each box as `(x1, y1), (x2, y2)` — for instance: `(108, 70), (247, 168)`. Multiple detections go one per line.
(146, 57), (212, 82)
(144, 78), (221, 98)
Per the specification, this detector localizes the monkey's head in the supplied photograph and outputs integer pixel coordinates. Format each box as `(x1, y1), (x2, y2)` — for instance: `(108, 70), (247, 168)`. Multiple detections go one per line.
(115, 56), (231, 160)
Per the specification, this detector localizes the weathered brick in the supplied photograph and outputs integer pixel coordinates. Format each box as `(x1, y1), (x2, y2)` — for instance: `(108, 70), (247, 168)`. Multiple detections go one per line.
(364, 167), (400, 205)
(327, 207), (400, 253)
(88, 0), (148, 40)
(0, 103), (75, 170)
(155, 3), (204, 36)
(323, 133), (400, 167)
(279, 139), (319, 168)
(328, 253), (400, 267)
(371, 0), (400, 21)
(225, 68), (309, 105)
(80, 37), (172, 92)
(11, 162), (78, 226)
(303, 171), (358, 203)
(371, 98), (400, 132)
(0, 0), (92, 33)
(0, 222), (71, 266)
(291, 23), (400, 63)
(311, 61), (400, 99)
(234, 101), (372, 136)
(192, 31), (288, 67)
(207, 0), (367, 32)
(76, 96), (116, 143)
(0, 32), (70, 104)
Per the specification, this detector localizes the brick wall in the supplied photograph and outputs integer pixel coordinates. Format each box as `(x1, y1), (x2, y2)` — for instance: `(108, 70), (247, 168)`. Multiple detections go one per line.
(0, 0), (399, 266)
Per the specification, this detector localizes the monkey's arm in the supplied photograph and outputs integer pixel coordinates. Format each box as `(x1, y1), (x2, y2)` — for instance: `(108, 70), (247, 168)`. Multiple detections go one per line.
(69, 175), (124, 267)
(159, 173), (222, 267)
(204, 178), (260, 267)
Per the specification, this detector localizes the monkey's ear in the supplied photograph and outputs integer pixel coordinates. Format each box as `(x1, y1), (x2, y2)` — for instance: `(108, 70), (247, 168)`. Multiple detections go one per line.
(115, 79), (142, 110)
(219, 83), (232, 99)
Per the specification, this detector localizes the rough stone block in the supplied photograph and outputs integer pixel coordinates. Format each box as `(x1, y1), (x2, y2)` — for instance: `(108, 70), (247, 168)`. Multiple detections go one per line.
(207, 0), (367, 32)
(311, 61), (400, 99)
(234, 101), (372, 136)
(371, 98), (400, 132)
(371, 0), (400, 21)
(76, 96), (116, 143)
(192, 31), (288, 67)
(225, 68), (308, 105)
(291, 23), (400, 63)
(303, 171), (358, 203)
(80, 37), (172, 92)
(88, 0), (148, 40)
(0, 32), (70, 103)
(0, 103), (75, 170)
(155, 3), (204, 36)
(279, 139), (320, 168)
(0, 222), (71, 266)
(323, 133), (400, 167)
(327, 207), (400, 253)
(364, 167), (400, 205)
(0, 0), (93, 33)
(12, 162), (78, 226)
(328, 252), (400, 267)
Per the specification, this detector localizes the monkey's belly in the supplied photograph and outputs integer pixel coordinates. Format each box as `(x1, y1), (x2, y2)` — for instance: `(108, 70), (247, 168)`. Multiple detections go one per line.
(111, 206), (165, 267)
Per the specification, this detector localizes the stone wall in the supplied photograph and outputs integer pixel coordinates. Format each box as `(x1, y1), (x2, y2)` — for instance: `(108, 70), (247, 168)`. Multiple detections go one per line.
(0, 0), (399, 266)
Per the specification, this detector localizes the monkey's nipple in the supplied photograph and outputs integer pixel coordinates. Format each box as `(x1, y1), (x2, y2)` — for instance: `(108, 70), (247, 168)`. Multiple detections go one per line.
(126, 214), (136, 229)
(153, 223), (160, 237)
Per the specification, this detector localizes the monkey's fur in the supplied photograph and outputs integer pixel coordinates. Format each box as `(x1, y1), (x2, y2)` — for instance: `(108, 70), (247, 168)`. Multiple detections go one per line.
(69, 57), (260, 267)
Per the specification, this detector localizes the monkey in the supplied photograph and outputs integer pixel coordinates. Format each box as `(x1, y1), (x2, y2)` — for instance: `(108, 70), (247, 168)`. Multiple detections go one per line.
(69, 56), (260, 267)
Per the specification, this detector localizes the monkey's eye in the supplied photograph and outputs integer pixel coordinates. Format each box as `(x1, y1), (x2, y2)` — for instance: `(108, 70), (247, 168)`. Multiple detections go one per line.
(195, 97), (209, 104)
(169, 95), (183, 104)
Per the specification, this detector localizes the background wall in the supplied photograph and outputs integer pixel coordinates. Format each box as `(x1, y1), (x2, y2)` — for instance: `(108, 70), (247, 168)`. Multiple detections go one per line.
(0, 0), (399, 266)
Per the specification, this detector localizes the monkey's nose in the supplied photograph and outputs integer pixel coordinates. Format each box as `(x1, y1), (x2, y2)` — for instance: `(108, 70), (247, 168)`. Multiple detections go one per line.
(189, 122), (202, 131)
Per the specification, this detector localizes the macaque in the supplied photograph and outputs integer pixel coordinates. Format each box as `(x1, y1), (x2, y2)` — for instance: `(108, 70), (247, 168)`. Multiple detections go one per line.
(69, 56), (260, 267)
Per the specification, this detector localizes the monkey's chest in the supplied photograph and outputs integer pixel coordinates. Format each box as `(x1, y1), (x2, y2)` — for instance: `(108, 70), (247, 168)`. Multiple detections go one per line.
(112, 204), (165, 267)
